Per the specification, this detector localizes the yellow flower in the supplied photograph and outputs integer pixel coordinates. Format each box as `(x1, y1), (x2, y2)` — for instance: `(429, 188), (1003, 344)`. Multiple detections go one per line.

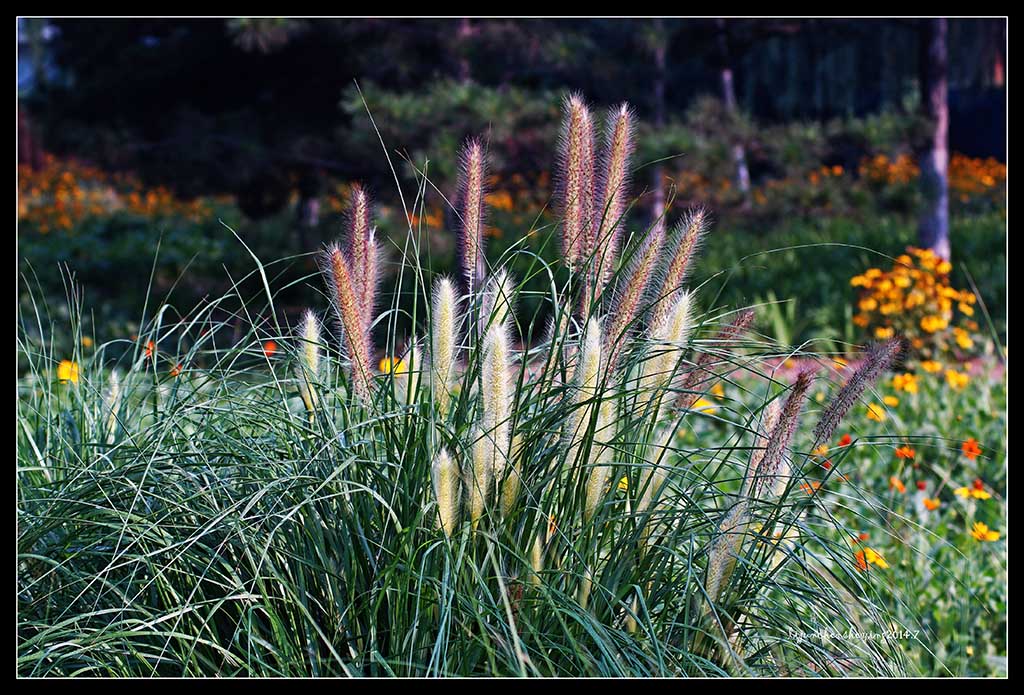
(958, 302), (975, 316)
(954, 486), (971, 498)
(812, 444), (829, 456)
(379, 356), (408, 375)
(691, 398), (717, 414)
(81, 336), (94, 348)
(891, 373), (919, 394)
(710, 382), (725, 399)
(874, 326), (895, 339)
(971, 489), (992, 501)
(57, 359), (79, 384)
(866, 403), (885, 422)
(859, 297), (878, 311)
(969, 522), (1000, 542)
(920, 360), (942, 373)
(883, 395), (900, 407)
(617, 476), (629, 492)
(863, 547), (889, 569)
(945, 369), (969, 390)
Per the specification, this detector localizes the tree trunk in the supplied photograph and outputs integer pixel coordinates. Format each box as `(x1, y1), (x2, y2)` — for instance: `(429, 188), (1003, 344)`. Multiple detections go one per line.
(917, 18), (950, 260)
(715, 19), (751, 196)
(650, 19), (667, 232)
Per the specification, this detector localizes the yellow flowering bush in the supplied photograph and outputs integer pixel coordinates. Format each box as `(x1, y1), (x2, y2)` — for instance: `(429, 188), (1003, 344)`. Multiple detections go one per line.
(18, 154), (211, 233)
(851, 247), (981, 363)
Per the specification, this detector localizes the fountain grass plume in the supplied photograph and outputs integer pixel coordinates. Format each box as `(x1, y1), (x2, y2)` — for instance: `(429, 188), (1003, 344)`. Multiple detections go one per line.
(566, 316), (603, 468)
(676, 308), (756, 410)
(583, 394), (616, 522)
(650, 208), (709, 330)
(296, 309), (322, 412)
(749, 368), (816, 500)
(604, 226), (665, 373)
(557, 93), (595, 275)
(347, 184), (378, 333)
(432, 448), (462, 538)
(814, 336), (905, 446)
(430, 277), (459, 417)
(640, 290), (695, 397)
(740, 399), (782, 499)
(459, 138), (487, 292)
(595, 103), (635, 291)
(467, 429), (493, 532)
(499, 433), (524, 521)
(323, 244), (373, 402)
(481, 318), (513, 503)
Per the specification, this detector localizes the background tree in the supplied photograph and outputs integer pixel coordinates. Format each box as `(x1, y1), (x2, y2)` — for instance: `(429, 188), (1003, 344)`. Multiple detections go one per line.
(918, 18), (950, 260)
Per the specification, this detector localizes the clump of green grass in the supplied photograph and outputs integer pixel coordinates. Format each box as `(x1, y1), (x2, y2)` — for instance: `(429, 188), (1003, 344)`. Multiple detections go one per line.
(19, 95), (926, 677)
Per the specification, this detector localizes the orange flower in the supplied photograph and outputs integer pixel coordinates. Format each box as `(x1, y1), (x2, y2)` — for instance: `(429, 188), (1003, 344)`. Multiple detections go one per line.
(800, 481), (821, 495)
(854, 550), (869, 571)
(923, 498), (941, 511)
(144, 340), (156, 359)
(812, 444), (830, 456)
(895, 445), (915, 460)
(262, 340), (278, 357)
(170, 363), (183, 378)
(961, 438), (981, 460)
(889, 476), (906, 494)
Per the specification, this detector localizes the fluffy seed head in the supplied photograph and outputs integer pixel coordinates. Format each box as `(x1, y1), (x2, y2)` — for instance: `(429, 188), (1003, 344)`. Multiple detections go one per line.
(481, 322), (513, 491)
(499, 433), (524, 521)
(814, 337), (904, 446)
(594, 103), (635, 290)
(583, 393), (616, 522)
(347, 185), (378, 333)
(104, 370), (122, 444)
(296, 309), (322, 412)
(558, 93), (595, 272)
(324, 244), (372, 402)
(749, 369), (816, 499)
(641, 290), (694, 395)
(705, 500), (749, 604)
(566, 317), (604, 467)
(676, 309), (755, 410)
(651, 209), (709, 329)
(605, 226), (665, 372)
(432, 448), (462, 538)
(393, 337), (422, 404)
(430, 277), (459, 417)
(459, 138), (487, 291)
(467, 429), (493, 532)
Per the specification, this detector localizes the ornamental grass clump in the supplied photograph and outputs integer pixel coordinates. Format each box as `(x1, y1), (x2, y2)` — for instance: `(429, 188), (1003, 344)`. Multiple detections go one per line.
(18, 93), (917, 678)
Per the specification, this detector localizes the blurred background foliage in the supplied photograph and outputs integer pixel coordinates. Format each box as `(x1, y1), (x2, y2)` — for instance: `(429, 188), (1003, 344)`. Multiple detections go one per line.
(17, 18), (1006, 352)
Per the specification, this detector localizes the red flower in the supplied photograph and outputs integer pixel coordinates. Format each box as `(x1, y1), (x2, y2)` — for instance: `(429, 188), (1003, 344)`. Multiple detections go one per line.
(916, 480), (927, 491)
(838, 434), (852, 447)
(973, 478), (985, 491)
(262, 340), (278, 357)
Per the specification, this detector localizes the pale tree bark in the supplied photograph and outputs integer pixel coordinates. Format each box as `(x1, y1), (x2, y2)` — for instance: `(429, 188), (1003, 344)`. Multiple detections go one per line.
(716, 18), (751, 196)
(650, 18), (668, 232)
(917, 18), (950, 260)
